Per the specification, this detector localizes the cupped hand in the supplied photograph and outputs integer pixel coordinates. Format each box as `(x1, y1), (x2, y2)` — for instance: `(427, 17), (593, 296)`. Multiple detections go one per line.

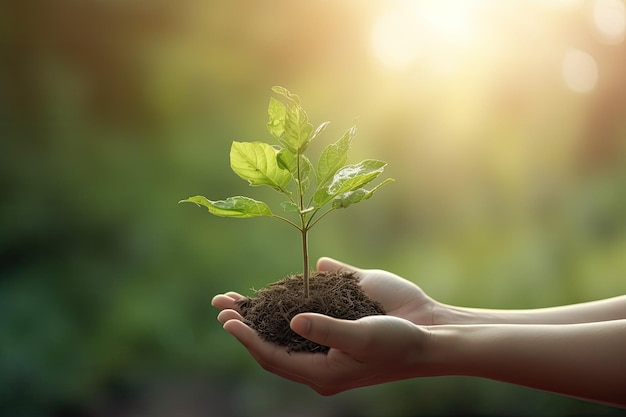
(316, 257), (438, 326)
(214, 310), (430, 395)
(210, 257), (437, 395)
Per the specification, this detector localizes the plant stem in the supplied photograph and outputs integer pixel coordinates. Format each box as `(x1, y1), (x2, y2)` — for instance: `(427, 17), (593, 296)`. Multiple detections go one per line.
(307, 207), (336, 230)
(295, 148), (311, 299)
(301, 226), (309, 299)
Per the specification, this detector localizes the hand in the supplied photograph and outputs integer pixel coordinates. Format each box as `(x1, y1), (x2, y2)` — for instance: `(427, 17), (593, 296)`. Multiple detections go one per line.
(211, 257), (435, 395)
(317, 257), (438, 326)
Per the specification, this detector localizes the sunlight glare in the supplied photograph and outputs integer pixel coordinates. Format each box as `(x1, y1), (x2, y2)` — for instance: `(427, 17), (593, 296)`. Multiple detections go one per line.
(537, 0), (582, 8)
(592, 0), (626, 44)
(412, 0), (473, 44)
(371, 0), (477, 70)
(371, 11), (420, 69)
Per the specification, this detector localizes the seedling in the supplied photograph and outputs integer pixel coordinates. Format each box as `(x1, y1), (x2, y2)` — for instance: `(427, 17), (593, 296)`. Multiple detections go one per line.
(180, 86), (393, 299)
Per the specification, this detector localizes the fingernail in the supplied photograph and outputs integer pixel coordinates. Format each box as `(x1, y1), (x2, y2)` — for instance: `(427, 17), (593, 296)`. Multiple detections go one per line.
(292, 316), (311, 336)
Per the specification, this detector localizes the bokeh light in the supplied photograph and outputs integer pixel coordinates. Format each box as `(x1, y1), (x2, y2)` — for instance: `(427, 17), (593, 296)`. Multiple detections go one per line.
(593, 0), (626, 44)
(562, 48), (599, 93)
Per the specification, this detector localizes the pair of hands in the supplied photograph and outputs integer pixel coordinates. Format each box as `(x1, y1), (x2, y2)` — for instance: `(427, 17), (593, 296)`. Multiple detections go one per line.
(212, 257), (438, 395)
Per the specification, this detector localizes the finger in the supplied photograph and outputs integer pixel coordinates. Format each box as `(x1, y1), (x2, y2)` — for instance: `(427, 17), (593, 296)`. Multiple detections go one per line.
(223, 318), (377, 395)
(291, 313), (369, 354)
(316, 257), (361, 273)
(222, 319), (260, 351)
(212, 294), (242, 311)
(222, 319), (325, 384)
(217, 309), (243, 324)
(224, 291), (245, 300)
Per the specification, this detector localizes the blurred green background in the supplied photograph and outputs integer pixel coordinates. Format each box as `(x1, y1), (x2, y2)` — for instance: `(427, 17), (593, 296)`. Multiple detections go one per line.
(2, 0), (626, 416)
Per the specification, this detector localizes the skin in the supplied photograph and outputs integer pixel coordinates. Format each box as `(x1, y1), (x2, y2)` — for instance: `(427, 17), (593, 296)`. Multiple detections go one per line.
(212, 257), (626, 407)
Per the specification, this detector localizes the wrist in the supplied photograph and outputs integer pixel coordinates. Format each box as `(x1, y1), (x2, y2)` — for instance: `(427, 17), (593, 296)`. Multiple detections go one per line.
(421, 324), (496, 379)
(417, 324), (468, 378)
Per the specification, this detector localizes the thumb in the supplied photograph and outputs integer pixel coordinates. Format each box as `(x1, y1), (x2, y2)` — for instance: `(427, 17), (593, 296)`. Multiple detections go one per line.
(291, 313), (368, 353)
(316, 257), (361, 274)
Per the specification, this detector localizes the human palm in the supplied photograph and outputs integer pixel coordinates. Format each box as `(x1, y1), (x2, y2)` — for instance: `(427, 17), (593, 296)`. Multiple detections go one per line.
(317, 257), (437, 326)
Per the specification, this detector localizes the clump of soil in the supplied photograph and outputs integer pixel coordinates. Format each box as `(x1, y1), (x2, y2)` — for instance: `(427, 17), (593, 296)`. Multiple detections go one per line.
(236, 271), (386, 353)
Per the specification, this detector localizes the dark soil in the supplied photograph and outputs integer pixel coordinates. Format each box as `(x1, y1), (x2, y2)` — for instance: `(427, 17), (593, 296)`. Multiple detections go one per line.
(236, 271), (386, 353)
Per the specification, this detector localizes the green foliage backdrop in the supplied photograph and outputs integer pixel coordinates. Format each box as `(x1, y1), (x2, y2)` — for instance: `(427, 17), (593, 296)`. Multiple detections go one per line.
(1, 1), (626, 416)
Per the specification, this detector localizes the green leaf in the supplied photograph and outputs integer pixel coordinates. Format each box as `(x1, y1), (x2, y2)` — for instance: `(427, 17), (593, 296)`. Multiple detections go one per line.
(277, 148), (314, 193)
(309, 121), (331, 142)
(316, 126), (356, 187)
(282, 103), (312, 153)
(313, 159), (388, 208)
(271, 86), (301, 104)
(276, 147), (293, 171)
(270, 86), (313, 153)
(331, 178), (395, 209)
(267, 97), (287, 139)
(230, 141), (291, 192)
(179, 195), (272, 218)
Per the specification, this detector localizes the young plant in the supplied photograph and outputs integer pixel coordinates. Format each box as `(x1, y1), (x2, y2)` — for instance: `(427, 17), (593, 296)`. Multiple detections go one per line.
(180, 86), (393, 298)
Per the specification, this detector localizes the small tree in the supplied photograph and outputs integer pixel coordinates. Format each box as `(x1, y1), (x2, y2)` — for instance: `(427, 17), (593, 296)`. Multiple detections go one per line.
(180, 86), (393, 298)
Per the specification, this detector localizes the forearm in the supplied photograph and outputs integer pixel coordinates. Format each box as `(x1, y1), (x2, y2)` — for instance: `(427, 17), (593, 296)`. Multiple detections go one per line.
(435, 295), (626, 325)
(422, 319), (626, 407)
